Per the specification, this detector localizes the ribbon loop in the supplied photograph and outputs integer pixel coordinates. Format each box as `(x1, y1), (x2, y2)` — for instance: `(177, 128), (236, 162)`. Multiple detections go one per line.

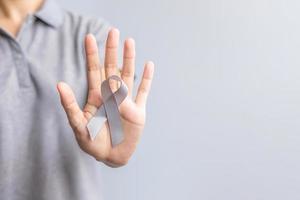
(87, 75), (128, 147)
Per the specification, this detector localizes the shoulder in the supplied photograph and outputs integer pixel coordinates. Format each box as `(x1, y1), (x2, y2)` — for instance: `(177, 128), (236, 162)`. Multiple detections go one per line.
(60, 9), (111, 43)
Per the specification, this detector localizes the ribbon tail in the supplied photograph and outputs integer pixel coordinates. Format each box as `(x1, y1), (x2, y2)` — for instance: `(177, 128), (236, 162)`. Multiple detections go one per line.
(87, 106), (107, 140)
(104, 94), (124, 147)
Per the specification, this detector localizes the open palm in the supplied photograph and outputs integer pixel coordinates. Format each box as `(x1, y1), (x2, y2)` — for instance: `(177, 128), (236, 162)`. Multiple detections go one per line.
(57, 28), (154, 167)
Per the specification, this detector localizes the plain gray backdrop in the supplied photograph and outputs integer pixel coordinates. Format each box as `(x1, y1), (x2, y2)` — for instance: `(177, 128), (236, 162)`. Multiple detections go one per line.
(60, 0), (300, 199)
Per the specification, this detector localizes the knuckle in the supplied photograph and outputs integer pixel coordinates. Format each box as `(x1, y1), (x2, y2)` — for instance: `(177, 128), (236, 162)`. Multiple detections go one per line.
(139, 86), (148, 94)
(121, 69), (133, 78)
(105, 63), (117, 69)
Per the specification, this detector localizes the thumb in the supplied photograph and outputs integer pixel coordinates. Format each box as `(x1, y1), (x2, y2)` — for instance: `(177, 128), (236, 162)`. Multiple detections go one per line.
(57, 82), (85, 130)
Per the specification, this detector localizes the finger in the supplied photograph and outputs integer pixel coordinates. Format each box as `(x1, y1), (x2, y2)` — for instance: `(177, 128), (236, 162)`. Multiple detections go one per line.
(105, 28), (120, 90)
(57, 82), (87, 131)
(121, 38), (135, 97)
(83, 34), (102, 120)
(135, 61), (155, 107)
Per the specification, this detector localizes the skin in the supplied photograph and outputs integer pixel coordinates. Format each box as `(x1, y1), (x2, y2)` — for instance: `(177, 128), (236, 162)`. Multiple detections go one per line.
(0, 0), (155, 167)
(0, 0), (44, 36)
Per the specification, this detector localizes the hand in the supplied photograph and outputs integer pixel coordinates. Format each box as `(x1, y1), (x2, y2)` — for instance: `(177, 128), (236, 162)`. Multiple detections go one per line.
(57, 28), (154, 167)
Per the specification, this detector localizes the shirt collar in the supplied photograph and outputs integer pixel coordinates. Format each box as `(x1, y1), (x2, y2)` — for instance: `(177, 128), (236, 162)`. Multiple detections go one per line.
(34, 0), (64, 28)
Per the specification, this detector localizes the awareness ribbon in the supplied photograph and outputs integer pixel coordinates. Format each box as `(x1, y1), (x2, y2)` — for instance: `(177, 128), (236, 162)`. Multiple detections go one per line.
(87, 75), (128, 147)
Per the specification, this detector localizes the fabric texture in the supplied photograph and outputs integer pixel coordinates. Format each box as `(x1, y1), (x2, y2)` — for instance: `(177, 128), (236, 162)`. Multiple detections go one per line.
(0, 0), (111, 199)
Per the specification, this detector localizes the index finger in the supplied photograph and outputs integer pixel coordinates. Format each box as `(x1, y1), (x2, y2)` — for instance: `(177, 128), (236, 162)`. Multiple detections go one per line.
(104, 28), (120, 78)
(83, 34), (102, 120)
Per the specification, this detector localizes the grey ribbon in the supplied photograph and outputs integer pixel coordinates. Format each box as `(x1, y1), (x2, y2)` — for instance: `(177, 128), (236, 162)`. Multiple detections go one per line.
(87, 75), (128, 147)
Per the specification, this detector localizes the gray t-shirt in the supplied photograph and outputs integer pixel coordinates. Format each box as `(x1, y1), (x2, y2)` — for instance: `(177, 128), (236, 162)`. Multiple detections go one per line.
(0, 0), (111, 199)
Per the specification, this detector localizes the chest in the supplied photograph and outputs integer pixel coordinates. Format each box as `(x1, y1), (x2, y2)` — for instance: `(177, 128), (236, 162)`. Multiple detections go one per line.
(0, 26), (88, 109)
